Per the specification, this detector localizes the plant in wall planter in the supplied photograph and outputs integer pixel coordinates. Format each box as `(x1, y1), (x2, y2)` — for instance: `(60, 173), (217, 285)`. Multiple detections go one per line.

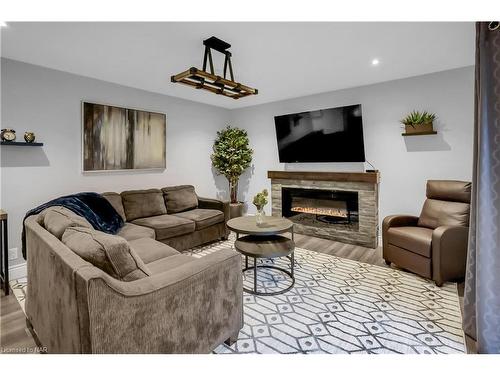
(400, 110), (437, 135)
(211, 125), (253, 218)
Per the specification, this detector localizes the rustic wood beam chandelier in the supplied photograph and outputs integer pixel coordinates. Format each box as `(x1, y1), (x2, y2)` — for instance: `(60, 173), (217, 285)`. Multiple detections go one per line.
(171, 36), (258, 100)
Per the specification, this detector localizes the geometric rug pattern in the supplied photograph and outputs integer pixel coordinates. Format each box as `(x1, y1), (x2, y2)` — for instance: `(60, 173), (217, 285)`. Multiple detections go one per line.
(10, 235), (466, 354)
(191, 236), (466, 354)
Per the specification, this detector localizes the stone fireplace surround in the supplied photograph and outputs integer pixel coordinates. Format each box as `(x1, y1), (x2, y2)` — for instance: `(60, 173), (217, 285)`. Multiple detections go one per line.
(268, 170), (380, 248)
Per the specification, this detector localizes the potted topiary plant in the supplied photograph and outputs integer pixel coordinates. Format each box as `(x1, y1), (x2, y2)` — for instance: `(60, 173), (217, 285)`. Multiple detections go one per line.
(211, 125), (253, 218)
(400, 110), (437, 135)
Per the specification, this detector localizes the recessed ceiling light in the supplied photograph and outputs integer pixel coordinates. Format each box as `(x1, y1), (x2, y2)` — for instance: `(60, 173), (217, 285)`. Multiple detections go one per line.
(371, 59), (380, 66)
(0, 22), (7, 28)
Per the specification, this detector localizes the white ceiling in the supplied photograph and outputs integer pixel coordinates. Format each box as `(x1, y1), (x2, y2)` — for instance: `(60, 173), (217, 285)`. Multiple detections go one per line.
(1, 22), (475, 109)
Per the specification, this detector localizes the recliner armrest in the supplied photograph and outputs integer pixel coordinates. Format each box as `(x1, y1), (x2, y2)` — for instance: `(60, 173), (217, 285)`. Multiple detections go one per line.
(198, 196), (230, 223)
(431, 225), (469, 286)
(382, 215), (420, 259)
(382, 215), (419, 232)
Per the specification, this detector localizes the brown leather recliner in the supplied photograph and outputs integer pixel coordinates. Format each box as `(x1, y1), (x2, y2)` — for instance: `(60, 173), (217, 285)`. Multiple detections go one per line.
(382, 180), (471, 286)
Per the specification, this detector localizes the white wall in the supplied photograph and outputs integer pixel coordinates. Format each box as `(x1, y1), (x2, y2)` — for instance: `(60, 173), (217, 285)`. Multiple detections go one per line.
(229, 67), (475, 227)
(1, 58), (230, 266)
(1, 60), (474, 269)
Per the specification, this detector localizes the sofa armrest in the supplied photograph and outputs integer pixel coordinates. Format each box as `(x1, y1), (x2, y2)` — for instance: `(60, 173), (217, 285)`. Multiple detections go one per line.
(431, 225), (469, 286)
(198, 196), (230, 223)
(75, 249), (243, 353)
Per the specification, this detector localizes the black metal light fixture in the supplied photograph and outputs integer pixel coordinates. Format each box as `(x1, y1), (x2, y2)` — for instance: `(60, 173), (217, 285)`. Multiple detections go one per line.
(171, 36), (258, 100)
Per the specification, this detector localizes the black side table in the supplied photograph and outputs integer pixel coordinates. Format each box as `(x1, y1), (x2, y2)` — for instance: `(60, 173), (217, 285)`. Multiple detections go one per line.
(0, 210), (9, 295)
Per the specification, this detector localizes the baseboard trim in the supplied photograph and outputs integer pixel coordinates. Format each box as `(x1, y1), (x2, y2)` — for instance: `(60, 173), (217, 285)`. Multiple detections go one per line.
(9, 262), (27, 280)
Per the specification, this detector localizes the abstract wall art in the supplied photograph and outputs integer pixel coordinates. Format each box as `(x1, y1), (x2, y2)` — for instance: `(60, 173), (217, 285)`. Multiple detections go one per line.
(82, 102), (166, 171)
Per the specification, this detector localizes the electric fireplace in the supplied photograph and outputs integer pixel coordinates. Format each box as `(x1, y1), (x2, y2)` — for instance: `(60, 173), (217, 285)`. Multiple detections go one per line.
(269, 170), (379, 248)
(282, 187), (359, 230)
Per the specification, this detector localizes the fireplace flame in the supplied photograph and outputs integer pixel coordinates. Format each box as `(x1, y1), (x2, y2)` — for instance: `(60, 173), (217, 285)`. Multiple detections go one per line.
(291, 206), (348, 218)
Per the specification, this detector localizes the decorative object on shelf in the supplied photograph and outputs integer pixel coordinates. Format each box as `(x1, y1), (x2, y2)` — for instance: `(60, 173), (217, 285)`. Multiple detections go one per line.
(24, 131), (36, 143)
(171, 36), (258, 100)
(211, 126), (253, 218)
(0, 129), (16, 142)
(253, 189), (269, 225)
(400, 110), (437, 136)
(82, 102), (166, 172)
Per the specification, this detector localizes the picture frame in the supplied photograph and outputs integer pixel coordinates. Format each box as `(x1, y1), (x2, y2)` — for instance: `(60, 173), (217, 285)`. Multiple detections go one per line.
(81, 101), (166, 172)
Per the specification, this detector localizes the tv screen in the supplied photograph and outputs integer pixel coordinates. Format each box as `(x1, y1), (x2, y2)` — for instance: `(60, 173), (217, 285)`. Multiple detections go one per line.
(274, 104), (365, 163)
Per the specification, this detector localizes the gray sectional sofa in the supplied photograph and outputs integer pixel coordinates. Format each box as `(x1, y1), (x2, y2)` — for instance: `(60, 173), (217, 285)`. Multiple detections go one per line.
(24, 185), (243, 353)
(103, 185), (230, 250)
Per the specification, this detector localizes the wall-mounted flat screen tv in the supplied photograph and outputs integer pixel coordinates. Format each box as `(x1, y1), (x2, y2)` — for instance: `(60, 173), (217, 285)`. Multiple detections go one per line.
(274, 104), (365, 162)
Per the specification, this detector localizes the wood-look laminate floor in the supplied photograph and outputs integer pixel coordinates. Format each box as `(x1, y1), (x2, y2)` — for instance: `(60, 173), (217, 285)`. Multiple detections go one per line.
(0, 233), (476, 354)
(0, 291), (38, 354)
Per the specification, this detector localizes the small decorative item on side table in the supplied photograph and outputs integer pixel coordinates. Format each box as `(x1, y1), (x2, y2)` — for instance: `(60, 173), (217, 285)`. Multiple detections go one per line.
(1, 129), (16, 142)
(24, 131), (36, 143)
(252, 189), (269, 225)
(0, 210), (9, 295)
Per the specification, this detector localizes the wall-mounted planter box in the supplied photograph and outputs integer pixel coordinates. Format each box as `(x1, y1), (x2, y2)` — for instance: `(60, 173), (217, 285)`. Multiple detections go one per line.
(402, 122), (437, 136)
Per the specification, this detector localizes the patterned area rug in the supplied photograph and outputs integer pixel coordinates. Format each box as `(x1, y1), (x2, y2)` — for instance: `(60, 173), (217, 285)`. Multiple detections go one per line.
(9, 277), (27, 313)
(192, 236), (465, 354)
(11, 236), (465, 354)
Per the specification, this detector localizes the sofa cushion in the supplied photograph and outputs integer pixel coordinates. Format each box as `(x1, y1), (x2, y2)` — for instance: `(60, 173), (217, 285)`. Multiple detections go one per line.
(102, 192), (126, 221)
(131, 214), (195, 240)
(116, 222), (156, 241)
(162, 185), (198, 214)
(173, 209), (224, 230)
(387, 226), (433, 258)
(62, 227), (150, 281)
(418, 199), (470, 229)
(147, 254), (196, 275)
(128, 237), (179, 264)
(121, 189), (167, 221)
(42, 206), (92, 240)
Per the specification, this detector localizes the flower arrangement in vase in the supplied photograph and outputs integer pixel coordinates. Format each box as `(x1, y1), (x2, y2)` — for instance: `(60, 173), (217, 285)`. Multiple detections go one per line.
(253, 189), (268, 224)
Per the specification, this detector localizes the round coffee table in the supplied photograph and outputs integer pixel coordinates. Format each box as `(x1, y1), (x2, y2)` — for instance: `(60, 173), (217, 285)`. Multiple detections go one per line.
(227, 216), (295, 296)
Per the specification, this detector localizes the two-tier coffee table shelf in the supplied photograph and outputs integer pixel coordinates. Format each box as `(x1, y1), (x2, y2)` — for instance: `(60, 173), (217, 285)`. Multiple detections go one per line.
(226, 216), (295, 296)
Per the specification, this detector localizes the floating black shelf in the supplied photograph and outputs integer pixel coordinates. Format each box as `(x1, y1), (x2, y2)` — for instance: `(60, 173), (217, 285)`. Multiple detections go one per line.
(401, 131), (438, 137)
(0, 141), (44, 146)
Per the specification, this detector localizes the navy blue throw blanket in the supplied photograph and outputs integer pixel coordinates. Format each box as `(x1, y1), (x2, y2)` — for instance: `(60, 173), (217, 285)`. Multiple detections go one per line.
(22, 192), (124, 259)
